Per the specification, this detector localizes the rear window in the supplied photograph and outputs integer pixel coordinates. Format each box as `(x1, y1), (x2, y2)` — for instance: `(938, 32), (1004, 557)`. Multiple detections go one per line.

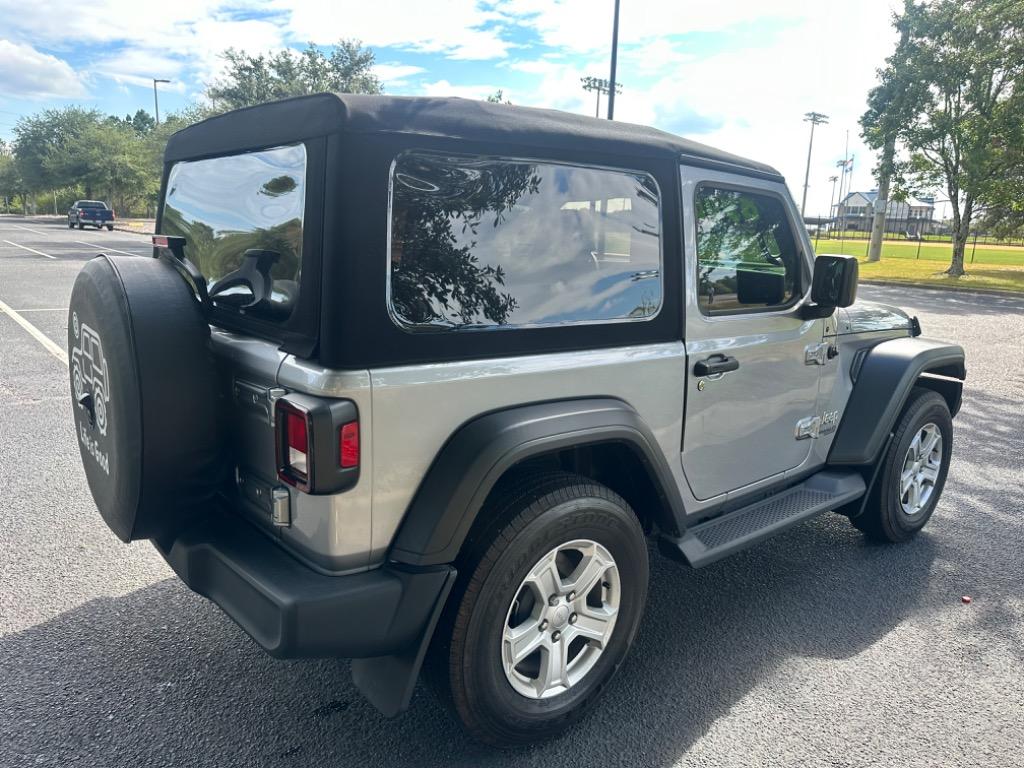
(161, 144), (307, 320)
(389, 152), (662, 330)
(77, 201), (107, 209)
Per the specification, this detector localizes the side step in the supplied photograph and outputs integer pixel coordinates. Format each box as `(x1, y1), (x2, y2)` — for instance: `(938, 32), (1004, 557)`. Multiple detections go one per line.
(659, 471), (866, 568)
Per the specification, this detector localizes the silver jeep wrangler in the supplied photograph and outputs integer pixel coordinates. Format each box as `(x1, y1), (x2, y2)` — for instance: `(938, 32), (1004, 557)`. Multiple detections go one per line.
(67, 94), (966, 745)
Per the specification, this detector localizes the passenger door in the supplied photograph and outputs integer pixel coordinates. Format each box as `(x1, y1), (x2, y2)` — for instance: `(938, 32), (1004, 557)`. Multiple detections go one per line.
(680, 169), (823, 501)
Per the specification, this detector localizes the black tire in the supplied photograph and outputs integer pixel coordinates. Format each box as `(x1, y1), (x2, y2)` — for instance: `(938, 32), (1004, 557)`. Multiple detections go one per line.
(430, 471), (649, 745)
(77, 221), (84, 229)
(68, 219), (75, 229)
(68, 255), (223, 542)
(852, 388), (952, 542)
(106, 224), (114, 231)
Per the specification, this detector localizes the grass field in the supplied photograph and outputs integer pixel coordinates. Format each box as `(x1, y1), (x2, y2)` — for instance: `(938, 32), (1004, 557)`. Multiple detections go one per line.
(809, 238), (1024, 292)
(813, 238), (1024, 265)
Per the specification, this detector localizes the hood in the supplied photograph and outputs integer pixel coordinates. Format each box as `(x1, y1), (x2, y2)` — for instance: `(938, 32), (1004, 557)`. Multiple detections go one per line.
(837, 300), (912, 335)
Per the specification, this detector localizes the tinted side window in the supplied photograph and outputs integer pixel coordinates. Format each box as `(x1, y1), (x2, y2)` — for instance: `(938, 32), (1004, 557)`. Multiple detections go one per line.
(389, 153), (661, 330)
(694, 186), (800, 315)
(162, 144), (307, 321)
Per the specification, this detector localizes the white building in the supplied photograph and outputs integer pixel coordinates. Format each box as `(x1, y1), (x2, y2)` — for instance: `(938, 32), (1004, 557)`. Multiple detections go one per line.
(835, 190), (937, 235)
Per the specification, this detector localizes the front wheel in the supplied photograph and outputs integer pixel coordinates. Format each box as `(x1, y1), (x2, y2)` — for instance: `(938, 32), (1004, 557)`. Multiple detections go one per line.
(106, 224), (114, 231)
(852, 388), (952, 542)
(68, 219), (75, 229)
(430, 472), (649, 745)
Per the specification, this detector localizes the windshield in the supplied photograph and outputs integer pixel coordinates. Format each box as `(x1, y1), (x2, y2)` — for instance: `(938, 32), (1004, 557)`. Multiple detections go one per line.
(161, 143), (307, 320)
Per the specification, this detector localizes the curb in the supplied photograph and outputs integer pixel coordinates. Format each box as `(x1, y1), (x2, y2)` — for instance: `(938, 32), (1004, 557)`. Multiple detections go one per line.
(859, 278), (1024, 298)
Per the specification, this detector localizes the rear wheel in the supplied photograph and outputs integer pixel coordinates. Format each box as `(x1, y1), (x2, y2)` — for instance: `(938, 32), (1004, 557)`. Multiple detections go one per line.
(77, 221), (84, 229)
(430, 472), (649, 745)
(106, 224), (114, 231)
(852, 388), (952, 542)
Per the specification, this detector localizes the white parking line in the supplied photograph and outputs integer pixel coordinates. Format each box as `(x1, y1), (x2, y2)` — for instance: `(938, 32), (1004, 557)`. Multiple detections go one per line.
(74, 240), (148, 257)
(9, 223), (50, 235)
(2, 240), (57, 260)
(0, 298), (68, 366)
(11, 307), (69, 313)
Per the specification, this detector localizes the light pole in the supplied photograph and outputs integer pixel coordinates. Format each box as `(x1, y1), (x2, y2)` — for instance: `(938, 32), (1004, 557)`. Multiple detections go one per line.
(581, 77), (622, 118)
(607, 0), (621, 120)
(153, 78), (171, 125)
(800, 111), (829, 217)
(827, 174), (839, 238)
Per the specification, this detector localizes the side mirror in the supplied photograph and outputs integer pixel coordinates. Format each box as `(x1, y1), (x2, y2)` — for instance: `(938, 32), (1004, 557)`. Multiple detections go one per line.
(803, 254), (858, 318)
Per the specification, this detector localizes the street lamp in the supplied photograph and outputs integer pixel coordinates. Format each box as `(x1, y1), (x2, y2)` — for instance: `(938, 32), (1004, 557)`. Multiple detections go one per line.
(800, 111), (829, 217)
(607, 0), (621, 120)
(580, 77), (623, 118)
(153, 79), (171, 125)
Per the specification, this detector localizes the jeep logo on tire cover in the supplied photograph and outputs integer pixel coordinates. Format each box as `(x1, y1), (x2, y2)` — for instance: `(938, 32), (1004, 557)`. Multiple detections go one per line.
(71, 313), (111, 437)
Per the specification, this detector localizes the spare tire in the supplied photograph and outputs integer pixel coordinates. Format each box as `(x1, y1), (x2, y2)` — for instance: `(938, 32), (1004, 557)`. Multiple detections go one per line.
(68, 255), (223, 542)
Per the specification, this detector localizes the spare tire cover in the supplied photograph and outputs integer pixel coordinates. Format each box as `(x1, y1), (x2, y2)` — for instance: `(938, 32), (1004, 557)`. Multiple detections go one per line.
(68, 255), (222, 542)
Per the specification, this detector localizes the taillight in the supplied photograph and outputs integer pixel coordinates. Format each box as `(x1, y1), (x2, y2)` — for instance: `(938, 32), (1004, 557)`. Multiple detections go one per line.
(274, 395), (360, 494)
(340, 421), (359, 468)
(284, 407), (309, 479)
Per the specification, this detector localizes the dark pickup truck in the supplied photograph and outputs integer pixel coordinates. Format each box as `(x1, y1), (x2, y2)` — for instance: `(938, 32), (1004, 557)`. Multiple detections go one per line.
(68, 200), (115, 230)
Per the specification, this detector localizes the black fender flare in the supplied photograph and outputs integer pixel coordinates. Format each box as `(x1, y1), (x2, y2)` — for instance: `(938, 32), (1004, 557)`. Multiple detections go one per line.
(388, 398), (685, 566)
(828, 337), (966, 466)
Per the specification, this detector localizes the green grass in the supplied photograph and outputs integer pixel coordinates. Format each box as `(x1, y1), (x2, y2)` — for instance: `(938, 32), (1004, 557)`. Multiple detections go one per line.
(819, 230), (1024, 246)
(853, 257), (1024, 293)
(813, 238), (1024, 266)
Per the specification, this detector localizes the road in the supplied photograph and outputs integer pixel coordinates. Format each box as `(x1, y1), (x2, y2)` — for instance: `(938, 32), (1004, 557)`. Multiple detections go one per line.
(1, 214), (1022, 768)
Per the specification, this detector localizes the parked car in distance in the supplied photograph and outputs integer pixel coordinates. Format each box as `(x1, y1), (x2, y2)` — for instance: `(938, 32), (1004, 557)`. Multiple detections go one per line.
(68, 200), (115, 230)
(66, 94), (966, 746)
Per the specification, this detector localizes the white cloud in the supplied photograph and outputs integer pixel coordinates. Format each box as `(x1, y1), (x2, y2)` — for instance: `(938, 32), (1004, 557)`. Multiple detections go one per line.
(373, 63), (427, 83)
(420, 79), (502, 100)
(498, 0), (809, 53)
(0, 40), (84, 99)
(277, 0), (513, 59)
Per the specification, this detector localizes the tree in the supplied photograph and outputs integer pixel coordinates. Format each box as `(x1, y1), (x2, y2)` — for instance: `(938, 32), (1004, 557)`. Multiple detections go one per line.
(0, 152), (26, 213)
(861, 15), (920, 262)
(882, 0), (1024, 276)
(206, 40), (382, 111)
(123, 109), (156, 135)
(12, 107), (103, 194)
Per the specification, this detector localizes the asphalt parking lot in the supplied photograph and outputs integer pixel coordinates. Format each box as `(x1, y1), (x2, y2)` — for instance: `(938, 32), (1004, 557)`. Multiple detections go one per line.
(1, 214), (1022, 768)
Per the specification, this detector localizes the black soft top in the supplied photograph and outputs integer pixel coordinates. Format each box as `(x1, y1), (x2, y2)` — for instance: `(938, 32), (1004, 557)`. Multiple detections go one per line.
(164, 93), (780, 178)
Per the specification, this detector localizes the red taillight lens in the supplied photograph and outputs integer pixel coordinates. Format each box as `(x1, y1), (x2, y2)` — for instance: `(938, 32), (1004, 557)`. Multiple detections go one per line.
(286, 409), (309, 477)
(340, 421), (359, 468)
(276, 400), (311, 488)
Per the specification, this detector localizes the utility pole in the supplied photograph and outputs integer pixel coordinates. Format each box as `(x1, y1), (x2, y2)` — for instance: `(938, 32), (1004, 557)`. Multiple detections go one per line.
(153, 78), (171, 125)
(837, 131), (852, 251)
(827, 174), (839, 237)
(800, 111), (829, 217)
(580, 77), (622, 118)
(607, 0), (621, 120)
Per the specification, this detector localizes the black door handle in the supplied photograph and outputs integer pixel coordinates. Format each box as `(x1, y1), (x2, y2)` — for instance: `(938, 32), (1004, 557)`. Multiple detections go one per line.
(694, 354), (740, 377)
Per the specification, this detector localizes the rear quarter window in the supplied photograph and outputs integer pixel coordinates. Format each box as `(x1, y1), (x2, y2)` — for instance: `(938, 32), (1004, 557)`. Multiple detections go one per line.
(388, 152), (662, 330)
(161, 143), (307, 321)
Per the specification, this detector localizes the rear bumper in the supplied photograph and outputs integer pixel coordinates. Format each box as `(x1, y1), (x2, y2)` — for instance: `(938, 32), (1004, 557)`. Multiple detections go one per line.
(155, 508), (454, 659)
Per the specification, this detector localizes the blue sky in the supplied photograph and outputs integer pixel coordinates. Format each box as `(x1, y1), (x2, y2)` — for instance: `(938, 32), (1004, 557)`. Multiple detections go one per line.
(0, 0), (900, 213)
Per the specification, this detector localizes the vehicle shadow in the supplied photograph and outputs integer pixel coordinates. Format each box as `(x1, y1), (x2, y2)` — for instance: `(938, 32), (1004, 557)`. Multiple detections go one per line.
(5, 382), (1018, 768)
(2, 516), (943, 768)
